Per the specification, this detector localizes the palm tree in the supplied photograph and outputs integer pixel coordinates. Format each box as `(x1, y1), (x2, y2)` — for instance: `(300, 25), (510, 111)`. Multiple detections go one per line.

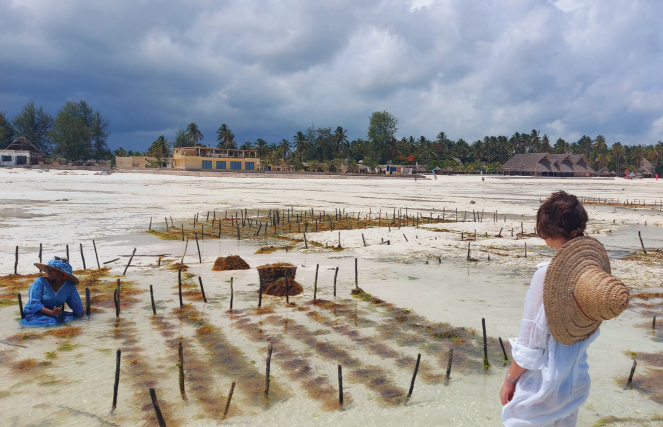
(594, 135), (607, 153)
(610, 142), (625, 172)
(333, 126), (348, 158)
(185, 123), (204, 145)
(278, 139), (291, 161)
(216, 124), (234, 149)
(173, 128), (189, 148)
(255, 138), (268, 159)
(577, 135), (592, 159)
(595, 152), (611, 170)
(553, 138), (569, 154)
(114, 147), (127, 157)
(240, 141), (254, 150)
(530, 130), (541, 152)
(540, 135), (551, 152)
(148, 135), (171, 159)
(293, 132), (307, 162)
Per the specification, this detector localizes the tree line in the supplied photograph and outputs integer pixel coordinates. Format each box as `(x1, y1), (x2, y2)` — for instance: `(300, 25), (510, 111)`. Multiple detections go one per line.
(3, 103), (661, 174)
(0, 101), (110, 161)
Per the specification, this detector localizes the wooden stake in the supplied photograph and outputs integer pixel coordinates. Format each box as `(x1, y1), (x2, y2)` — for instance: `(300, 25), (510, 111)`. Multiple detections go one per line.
(639, 231), (647, 255)
(524, 243), (527, 258)
(303, 232), (308, 249)
(150, 285), (156, 315)
(181, 224), (184, 241)
(338, 364), (344, 408)
(230, 277), (234, 310)
(258, 277), (263, 308)
(265, 342), (273, 397)
(444, 348), (453, 385)
(111, 349), (121, 414)
(80, 243), (86, 270)
(194, 232), (202, 263)
(222, 381), (235, 420)
(178, 268), (183, 308)
(482, 318), (489, 367)
(403, 234), (408, 242)
(355, 258), (358, 289)
(333, 267), (339, 297)
(93, 240), (100, 269)
(653, 315), (657, 331)
(66, 244), (69, 260)
(178, 341), (186, 399)
(122, 248), (136, 276)
(149, 388), (167, 427)
(499, 337), (508, 362)
(362, 233), (366, 247)
(627, 360), (637, 388)
(18, 293), (24, 319)
(85, 287), (91, 316)
(406, 353), (421, 402)
(314, 264), (319, 300)
(198, 277), (207, 303)
(14, 245), (18, 275)
(114, 286), (120, 318)
(39, 243), (42, 263)
(149, 217), (152, 231)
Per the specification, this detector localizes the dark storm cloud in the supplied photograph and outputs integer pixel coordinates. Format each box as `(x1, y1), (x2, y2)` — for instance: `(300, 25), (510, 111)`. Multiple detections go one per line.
(1, 0), (662, 151)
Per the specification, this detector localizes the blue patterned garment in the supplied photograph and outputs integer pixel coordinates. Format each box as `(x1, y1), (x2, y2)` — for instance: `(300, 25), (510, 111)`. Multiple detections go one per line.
(19, 277), (85, 327)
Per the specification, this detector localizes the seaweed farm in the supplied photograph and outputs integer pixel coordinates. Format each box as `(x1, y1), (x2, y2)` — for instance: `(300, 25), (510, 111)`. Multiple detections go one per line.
(2, 170), (663, 426)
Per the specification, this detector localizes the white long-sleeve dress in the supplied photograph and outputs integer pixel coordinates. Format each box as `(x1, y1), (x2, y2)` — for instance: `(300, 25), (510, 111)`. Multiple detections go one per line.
(502, 262), (599, 427)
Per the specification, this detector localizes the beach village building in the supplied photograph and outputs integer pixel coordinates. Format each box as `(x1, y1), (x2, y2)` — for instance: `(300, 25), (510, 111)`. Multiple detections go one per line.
(0, 137), (44, 166)
(172, 147), (259, 171)
(502, 153), (595, 177)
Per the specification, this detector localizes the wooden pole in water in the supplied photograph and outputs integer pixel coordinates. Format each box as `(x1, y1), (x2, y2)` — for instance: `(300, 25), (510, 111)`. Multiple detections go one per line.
(333, 267), (339, 297)
(181, 224), (184, 241)
(39, 243), (42, 263)
(362, 233), (366, 247)
(194, 232), (202, 263)
(178, 341), (186, 399)
(338, 364), (344, 408)
(149, 388), (167, 427)
(122, 248), (136, 276)
(258, 277), (263, 308)
(265, 342), (273, 397)
(93, 240), (100, 269)
(638, 231), (647, 255)
(653, 315), (657, 331)
(499, 337), (508, 362)
(80, 243), (86, 270)
(313, 264), (319, 300)
(303, 232), (308, 249)
(403, 234), (408, 242)
(85, 287), (91, 316)
(178, 268), (183, 308)
(627, 360), (637, 388)
(66, 244), (69, 260)
(198, 277), (207, 303)
(524, 243), (527, 258)
(18, 293), (24, 319)
(111, 349), (121, 414)
(445, 348), (453, 384)
(150, 285), (156, 315)
(406, 353), (421, 402)
(482, 318), (489, 367)
(222, 381), (235, 420)
(114, 285), (120, 318)
(355, 258), (358, 289)
(230, 277), (234, 310)
(14, 246), (18, 275)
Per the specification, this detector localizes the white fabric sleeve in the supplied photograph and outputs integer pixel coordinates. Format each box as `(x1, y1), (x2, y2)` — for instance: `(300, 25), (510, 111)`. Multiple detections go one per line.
(509, 265), (549, 370)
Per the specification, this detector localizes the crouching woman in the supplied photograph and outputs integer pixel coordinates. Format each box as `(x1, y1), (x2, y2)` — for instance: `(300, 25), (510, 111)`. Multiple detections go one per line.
(20, 257), (85, 327)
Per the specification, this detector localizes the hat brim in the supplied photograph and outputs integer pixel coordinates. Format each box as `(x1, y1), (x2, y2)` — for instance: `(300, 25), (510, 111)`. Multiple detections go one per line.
(34, 263), (79, 286)
(543, 236), (610, 345)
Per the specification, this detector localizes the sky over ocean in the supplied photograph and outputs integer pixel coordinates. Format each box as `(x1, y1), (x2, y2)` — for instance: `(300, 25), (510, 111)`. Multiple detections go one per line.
(1, 0), (662, 151)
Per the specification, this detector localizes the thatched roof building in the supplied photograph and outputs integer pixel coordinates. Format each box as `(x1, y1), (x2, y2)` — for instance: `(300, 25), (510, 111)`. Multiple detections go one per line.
(637, 158), (656, 178)
(502, 153), (595, 177)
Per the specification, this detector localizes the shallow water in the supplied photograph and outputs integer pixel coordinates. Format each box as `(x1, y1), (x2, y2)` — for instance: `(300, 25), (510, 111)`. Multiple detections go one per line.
(1, 170), (662, 426)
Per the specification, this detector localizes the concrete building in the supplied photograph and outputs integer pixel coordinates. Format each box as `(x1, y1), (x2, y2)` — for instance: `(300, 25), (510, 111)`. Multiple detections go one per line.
(502, 153), (595, 177)
(115, 156), (173, 169)
(0, 137), (44, 166)
(172, 147), (259, 171)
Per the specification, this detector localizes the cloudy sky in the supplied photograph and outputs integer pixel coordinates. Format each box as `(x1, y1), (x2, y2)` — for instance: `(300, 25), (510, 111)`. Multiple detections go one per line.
(1, 0), (662, 151)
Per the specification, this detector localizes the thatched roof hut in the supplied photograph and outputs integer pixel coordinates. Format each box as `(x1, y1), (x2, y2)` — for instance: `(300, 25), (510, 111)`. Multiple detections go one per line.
(637, 158), (656, 178)
(502, 153), (595, 177)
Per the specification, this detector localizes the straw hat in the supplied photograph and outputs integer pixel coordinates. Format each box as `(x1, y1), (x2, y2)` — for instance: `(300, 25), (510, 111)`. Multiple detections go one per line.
(35, 257), (79, 286)
(543, 236), (629, 345)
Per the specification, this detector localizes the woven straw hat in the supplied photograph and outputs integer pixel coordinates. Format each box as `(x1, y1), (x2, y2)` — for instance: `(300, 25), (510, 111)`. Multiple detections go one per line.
(543, 236), (629, 345)
(35, 257), (79, 286)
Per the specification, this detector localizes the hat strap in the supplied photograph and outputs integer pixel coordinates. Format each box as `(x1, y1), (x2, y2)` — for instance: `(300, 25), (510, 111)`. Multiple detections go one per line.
(572, 291), (594, 321)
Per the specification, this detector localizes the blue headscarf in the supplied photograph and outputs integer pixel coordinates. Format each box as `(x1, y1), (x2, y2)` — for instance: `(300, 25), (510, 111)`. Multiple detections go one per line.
(47, 257), (73, 276)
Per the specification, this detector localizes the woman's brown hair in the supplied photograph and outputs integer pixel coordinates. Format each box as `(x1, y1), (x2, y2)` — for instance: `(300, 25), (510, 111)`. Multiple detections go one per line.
(536, 191), (588, 240)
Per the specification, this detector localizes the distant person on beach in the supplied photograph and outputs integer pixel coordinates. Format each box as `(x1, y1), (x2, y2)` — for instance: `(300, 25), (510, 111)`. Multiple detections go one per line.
(19, 257), (85, 327)
(500, 191), (629, 426)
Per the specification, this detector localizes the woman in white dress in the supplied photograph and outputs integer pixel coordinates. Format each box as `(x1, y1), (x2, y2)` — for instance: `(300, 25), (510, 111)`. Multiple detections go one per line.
(500, 191), (630, 426)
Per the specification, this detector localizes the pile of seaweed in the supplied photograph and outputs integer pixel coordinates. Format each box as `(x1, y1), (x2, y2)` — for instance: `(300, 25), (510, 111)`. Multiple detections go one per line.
(264, 277), (303, 296)
(211, 255), (250, 271)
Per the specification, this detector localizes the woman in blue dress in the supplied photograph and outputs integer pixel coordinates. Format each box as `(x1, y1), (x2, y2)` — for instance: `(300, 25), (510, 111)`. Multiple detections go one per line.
(20, 257), (85, 327)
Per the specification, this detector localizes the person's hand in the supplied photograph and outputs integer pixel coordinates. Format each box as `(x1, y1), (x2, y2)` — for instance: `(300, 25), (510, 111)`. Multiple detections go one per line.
(500, 379), (516, 406)
(51, 306), (62, 317)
